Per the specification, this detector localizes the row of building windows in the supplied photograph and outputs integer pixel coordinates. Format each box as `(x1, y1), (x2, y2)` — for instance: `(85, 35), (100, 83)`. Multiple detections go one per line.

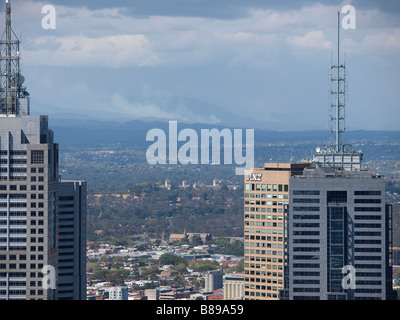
(292, 190), (381, 196)
(290, 206), (381, 213)
(293, 214), (319, 219)
(0, 193), (44, 200)
(245, 291), (279, 298)
(245, 243), (283, 251)
(0, 272), (25, 277)
(245, 248), (283, 256)
(245, 273), (283, 280)
(0, 184), (45, 191)
(246, 256), (283, 263)
(244, 256), (283, 264)
(0, 254), (44, 260)
(245, 207), (284, 213)
(0, 229), (26, 234)
(1, 159), (25, 167)
(0, 236), (45, 244)
(0, 168), (27, 173)
(30, 176), (45, 182)
(0, 237), (26, 242)
(245, 214), (283, 220)
(0, 202), (46, 208)
(0, 280), (25, 288)
(292, 206), (320, 211)
(292, 258), (383, 270)
(292, 214), (383, 220)
(245, 278), (283, 284)
(0, 203), (26, 208)
(290, 223), (382, 229)
(245, 241), (284, 249)
(245, 184), (289, 192)
(245, 286), (282, 293)
(244, 235), (284, 242)
(245, 193), (289, 199)
(245, 228), (284, 235)
(0, 194), (26, 199)
(0, 263), (45, 270)
(246, 221), (283, 227)
(0, 246), (27, 251)
(0, 151), (27, 155)
(244, 264), (284, 271)
(291, 198), (381, 204)
(245, 200), (288, 206)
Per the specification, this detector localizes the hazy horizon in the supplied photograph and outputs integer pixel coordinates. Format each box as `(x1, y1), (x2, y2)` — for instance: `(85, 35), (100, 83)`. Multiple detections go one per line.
(7, 0), (400, 131)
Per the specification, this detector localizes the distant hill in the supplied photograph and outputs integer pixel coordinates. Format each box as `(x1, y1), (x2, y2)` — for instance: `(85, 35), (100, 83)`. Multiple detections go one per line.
(49, 117), (400, 148)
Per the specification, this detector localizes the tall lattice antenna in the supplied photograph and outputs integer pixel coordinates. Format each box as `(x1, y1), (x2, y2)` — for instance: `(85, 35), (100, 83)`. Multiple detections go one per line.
(0, 0), (28, 116)
(329, 11), (346, 152)
(313, 11), (362, 171)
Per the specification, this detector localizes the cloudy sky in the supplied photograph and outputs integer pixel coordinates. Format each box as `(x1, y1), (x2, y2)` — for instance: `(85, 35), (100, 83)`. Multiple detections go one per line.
(6, 0), (400, 130)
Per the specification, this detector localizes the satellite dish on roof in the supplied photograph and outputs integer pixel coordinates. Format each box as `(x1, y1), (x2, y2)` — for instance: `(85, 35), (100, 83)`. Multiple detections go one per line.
(11, 74), (24, 87)
(18, 75), (25, 85)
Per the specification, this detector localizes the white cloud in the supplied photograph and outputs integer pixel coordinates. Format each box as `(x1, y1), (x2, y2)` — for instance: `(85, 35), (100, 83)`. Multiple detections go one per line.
(287, 30), (332, 50)
(362, 29), (400, 54)
(340, 28), (400, 56)
(23, 34), (161, 68)
(11, 0), (400, 70)
(14, 2), (346, 68)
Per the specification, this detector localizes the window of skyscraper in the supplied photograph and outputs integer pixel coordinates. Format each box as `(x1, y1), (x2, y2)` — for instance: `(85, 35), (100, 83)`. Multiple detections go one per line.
(31, 150), (44, 164)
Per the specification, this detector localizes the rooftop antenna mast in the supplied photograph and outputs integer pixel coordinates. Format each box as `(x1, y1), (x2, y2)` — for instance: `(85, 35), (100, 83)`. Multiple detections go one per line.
(329, 11), (346, 152)
(314, 11), (362, 171)
(0, 0), (26, 116)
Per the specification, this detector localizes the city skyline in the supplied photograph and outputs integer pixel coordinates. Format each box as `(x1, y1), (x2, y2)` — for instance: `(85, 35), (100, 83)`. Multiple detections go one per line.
(6, 0), (400, 131)
(0, 0), (398, 303)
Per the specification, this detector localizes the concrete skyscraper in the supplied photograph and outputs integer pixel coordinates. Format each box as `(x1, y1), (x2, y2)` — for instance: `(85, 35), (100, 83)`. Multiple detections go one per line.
(287, 167), (395, 300)
(244, 12), (396, 300)
(285, 12), (396, 300)
(0, 0), (86, 300)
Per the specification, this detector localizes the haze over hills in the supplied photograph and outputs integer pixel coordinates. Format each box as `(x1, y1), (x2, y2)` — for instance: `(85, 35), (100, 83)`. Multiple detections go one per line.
(34, 96), (277, 130)
(48, 116), (400, 150)
(30, 93), (399, 152)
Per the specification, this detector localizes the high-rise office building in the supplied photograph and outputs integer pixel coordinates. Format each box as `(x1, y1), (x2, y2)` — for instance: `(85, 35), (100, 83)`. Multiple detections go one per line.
(0, 0), (86, 300)
(58, 180), (87, 300)
(0, 116), (59, 300)
(245, 12), (396, 300)
(287, 167), (395, 300)
(243, 163), (309, 300)
(285, 12), (395, 300)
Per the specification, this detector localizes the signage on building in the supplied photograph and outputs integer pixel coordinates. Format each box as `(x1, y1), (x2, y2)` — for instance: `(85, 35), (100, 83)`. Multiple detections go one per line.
(246, 173), (262, 181)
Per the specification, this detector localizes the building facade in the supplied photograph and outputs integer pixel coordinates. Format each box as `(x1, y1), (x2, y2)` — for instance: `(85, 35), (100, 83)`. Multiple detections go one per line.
(0, 116), (59, 300)
(0, 0), (86, 300)
(108, 286), (128, 300)
(204, 269), (223, 293)
(223, 273), (244, 300)
(287, 167), (395, 300)
(243, 163), (309, 300)
(58, 180), (87, 300)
